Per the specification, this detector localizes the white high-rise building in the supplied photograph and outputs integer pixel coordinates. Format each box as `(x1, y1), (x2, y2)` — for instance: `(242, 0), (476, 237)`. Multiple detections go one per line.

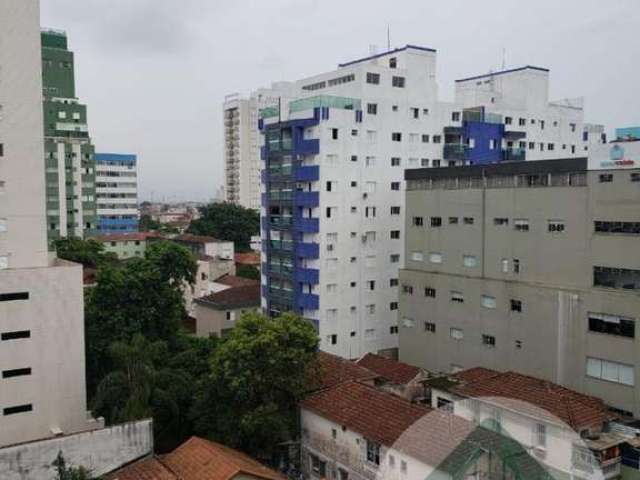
(95, 153), (139, 233)
(0, 0), (99, 447)
(254, 45), (604, 359)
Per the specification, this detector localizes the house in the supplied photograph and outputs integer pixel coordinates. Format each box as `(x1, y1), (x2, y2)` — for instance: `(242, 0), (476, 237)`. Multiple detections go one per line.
(355, 352), (429, 401)
(426, 368), (625, 479)
(90, 231), (160, 260)
(310, 351), (379, 392)
(300, 379), (551, 480)
(193, 284), (260, 337)
(173, 233), (234, 260)
(107, 436), (283, 480)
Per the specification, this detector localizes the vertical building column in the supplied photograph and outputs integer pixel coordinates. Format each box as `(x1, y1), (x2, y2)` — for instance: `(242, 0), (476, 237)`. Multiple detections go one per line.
(56, 142), (68, 238)
(72, 143), (83, 237)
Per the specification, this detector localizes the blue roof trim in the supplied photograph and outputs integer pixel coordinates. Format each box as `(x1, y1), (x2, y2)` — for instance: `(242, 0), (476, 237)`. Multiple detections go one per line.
(455, 66), (550, 83)
(95, 153), (137, 164)
(338, 44), (436, 68)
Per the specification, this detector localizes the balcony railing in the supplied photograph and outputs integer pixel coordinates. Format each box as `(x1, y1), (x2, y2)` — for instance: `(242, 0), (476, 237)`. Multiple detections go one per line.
(270, 239), (294, 252)
(443, 143), (470, 160)
(268, 191), (293, 202)
(269, 215), (293, 227)
(268, 287), (294, 302)
(268, 165), (293, 177)
(268, 263), (293, 275)
(502, 147), (526, 162)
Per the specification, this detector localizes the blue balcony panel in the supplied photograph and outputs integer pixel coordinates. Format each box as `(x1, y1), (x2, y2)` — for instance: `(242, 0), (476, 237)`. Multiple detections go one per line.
(295, 267), (319, 284)
(297, 293), (319, 311)
(296, 242), (319, 259)
(294, 191), (319, 208)
(293, 217), (319, 233)
(297, 139), (320, 156)
(294, 165), (320, 182)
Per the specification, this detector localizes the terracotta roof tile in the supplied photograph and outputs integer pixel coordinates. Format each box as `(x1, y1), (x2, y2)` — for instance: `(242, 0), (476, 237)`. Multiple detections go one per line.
(175, 233), (223, 244)
(301, 380), (429, 446)
(310, 351), (379, 391)
(235, 252), (261, 266)
(355, 353), (422, 385)
(195, 285), (260, 310)
(451, 367), (500, 384)
(90, 232), (161, 243)
(215, 274), (260, 288)
(107, 456), (175, 480)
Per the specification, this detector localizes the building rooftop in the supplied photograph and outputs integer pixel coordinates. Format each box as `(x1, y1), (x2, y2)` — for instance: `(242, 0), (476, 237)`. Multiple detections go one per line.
(175, 233), (224, 244)
(455, 65), (550, 83)
(338, 44), (436, 68)
(449, 369), (609, 431)
(107, 436), (283, 480)
(90, 232), (160, 243)
(195, 284), (261, 310)
(215, 274), (260, 288)
(235, 252), (261, 266)
(310, 351), (379, 392)
(355, 353), (422, 385)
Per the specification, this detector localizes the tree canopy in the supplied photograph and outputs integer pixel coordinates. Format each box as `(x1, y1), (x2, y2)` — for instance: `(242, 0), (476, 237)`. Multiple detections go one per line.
(187, 202), (259, 252)
(53, 237), (117, 268)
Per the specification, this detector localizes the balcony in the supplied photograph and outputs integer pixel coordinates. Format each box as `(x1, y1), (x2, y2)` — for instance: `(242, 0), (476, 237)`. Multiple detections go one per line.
(293, 191), (319, 208)
(293, 216), (319, 233)
(268, 287), (294, 303)
(269, 239), (294, 252)
(504, 130), (527, 140)
(268, 191), (294, 203)
(267, 215), (293, 228)
(297, 138), (320, 155)
(268, 164), (293, 178)
(443, 143), (469, 161)
(295, 268), (319, 284)
(297, 293), (319, 310)
(502, 147), (526, 162)
(294, 165), (320, 182)
(296, 242), (319, 259)
(266, 262), (293, 276)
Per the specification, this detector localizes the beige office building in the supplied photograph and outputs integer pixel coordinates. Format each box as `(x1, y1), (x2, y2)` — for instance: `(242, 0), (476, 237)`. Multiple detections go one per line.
(0, 0), (99, 447)
(398, 145), (640, 416)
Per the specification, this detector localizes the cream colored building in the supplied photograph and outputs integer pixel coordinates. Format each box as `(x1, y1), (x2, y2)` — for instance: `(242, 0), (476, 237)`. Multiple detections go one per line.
(194, 284), (260, 337)
(0, 0), (99, 448)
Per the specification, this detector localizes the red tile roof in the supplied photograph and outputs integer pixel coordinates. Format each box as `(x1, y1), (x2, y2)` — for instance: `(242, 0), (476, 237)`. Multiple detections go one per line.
(215, 274), (260, 288)
(235, 252), (261, 266)
(175, 233), (223, 244)
(311, 351), (379, 391)
(355, 353), (422, 385)
(301, 380), (429, 446)
(90, 232), (161, 243)
(451, 367), (500, 384)
(108, 437), (283, 480)
(195, 285), (261, 310)
(451, 370), (608, 430)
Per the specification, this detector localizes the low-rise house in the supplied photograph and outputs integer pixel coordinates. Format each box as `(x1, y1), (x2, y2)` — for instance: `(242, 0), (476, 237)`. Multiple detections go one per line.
(355, 353), (429, 401)
(311, 351), (379, 392)
(90, 232), (160, 260)
(194, 284), (260, 337)
(426, 368), (624, 480)
(107, 436), (283, 480)
(174, 233), (234, 260)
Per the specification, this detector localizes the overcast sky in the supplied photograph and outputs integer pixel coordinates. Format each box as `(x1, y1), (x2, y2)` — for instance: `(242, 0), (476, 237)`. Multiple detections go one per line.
(41, 0), (640, 202)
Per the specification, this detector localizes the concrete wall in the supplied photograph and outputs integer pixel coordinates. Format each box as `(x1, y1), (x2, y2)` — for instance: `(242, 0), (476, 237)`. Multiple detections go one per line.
(194, 303), (258, 337)
(0, 419), (153, 480)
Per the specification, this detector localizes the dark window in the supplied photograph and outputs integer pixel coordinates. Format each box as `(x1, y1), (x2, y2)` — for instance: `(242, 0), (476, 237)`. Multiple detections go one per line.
(391, 157), (401, 166)
(326, 207), (332, 218)
(1, 330), (30, 341)
(391, 132), (402, 142)
(494, 218), (509, 226)
(449, 217), (459, 225)
(367, 103), (377, 115)
(326, 181), (332, 192)
(391, 182), (400, 190)
(389, 57), (397, 68)
(0, 292), (29, 302)
(366, 440), (381, 465)
(3, 404), (33, 416)
(0, 144), (3, 156)
(513, 258), (520, 274)
(390, 302), (398, 310)
(331, 128), (338, 140)
(411, 108), (419, 119)
(412, 216), (423, 226)
(437, 397), (453, 411)
(390, 206), (401, 215)
(452, 112), (460, 122)
(463, 217), (474, 225)
(430, 217), (442, 227)
(390, 230), (400, 239)
(425, 287), (436, 298)
(422, 134), (429, 143)
(599, 174), (613, 183)
(424, 322), (436, 333)
(329, 334), (337, 345)
(594, 221), (640, 235)
(2, 368), (32, 378)
(594, 266), (640, 290)
(482, 334), (496, 347)
(588, 314), (635, 338)
(366, 72), (380, 84)
(510, 299), (522, 312)
(351, 155), (358, 162)
(392, 76), (405, 88)
(310, 454), (327, 476)
(631, 173), (640, 183)
(390, 278), (398, 287)
(505, 116), (512, 125)
(433, 135), (442, 144)
(519, 118), (526, 126)
(390, 325), (399, 334)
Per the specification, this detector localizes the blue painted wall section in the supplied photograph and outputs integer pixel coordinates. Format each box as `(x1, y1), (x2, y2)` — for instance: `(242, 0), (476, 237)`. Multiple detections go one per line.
(261, 113), (321, 322)
(463, 121), (505, 165)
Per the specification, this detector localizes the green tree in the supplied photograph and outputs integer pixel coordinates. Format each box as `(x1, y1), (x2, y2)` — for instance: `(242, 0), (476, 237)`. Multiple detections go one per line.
(144, 241), (197, 286)
(53, 237), (117, 268)
(236, 264), (260, 280)
(91, 335), (193, 452)
(187, 202), (259, 252)
(52, 452), (98, 480)
(191, 312), (319, 458)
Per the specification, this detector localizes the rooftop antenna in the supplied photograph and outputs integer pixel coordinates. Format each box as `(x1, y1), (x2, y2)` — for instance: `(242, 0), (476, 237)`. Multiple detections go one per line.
(387, 25), (391, 51)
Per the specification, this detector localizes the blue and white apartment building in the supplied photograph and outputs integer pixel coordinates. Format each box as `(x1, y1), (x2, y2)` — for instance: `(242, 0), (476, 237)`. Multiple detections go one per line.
(252, 45), (606, 359)
(95, 153), (139, 233)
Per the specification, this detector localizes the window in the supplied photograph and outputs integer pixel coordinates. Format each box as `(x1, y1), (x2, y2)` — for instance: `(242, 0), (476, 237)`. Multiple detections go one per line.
(390, 278), (399, 287)
(226, 311), (232, 321)
(411, 107), (419, 119)
(366, 72), (380, 84)
(0, 292), (29, 302)
(390, 254), (400, 263)
(367, 280), (376, 291)
(528, 142), (535, 150)
(391, 157), (401, 166)
(389, 57), (397, 68)
(390, 302), (398, 311)
(463, 255), (477, 268)
(391, 132), (402, 142)
(401, 461), (407, 474)
(599, 174), (613, 183)
(328, 334), (337, 345)
(390, 206), (401, 215)
(310, 454), (326, 476)
(481, 295), (497, 309)
(548, 143), (554, 150)
(514, 219), (530, 232)
(494, 217), (509, 226)
(513, 258), (520, 274)
(437, 397), (454, 412)
(505, 116), (512, 125)
(351, 129), (358, 136)
(392, 76), (405, 88)
(391, 182), (400, 190)
(631, 173), (640, 183)
(425, 287), (436, 298)
(548, 220), (565, 233)
(2, 368), (31, 378)
(588, 313), (635, 338)
(510, 299), (522, 312)
(424, 322), (436, 333)
(366, 440), (381, 465)
(594, 221), (640, 235)
(392, 105), (398, 112)
(452, 112), (461, 122)
(331, 128), (338, 140)
(3, 404), (33, 416)
(351, 155), (358, 162)
(390, 230), (400, 239)
(326, 181), (333, 192)
(430, 216), (442, 227)
(350, 181), (357, 188)
(402, 284), (414, 295)
(412, 216), (424, 227)
(325, 207), (335, 218)
(450, 327), (464, 340)
(365, 206), (376, 218)
(451, 291), (464, 303)
(519, 118), (526, 126)
(586, 357), (634, 386)
(482, 334), (496, 348)
(535, 424), (547, 447)
(515, 340), (523, 349)
(365, 156), (376, 167)
(463, 217), (474, 225)
(422, 134), (429, 143)
(1, 330), (30, 341)
(390, 325), (399, 334)
(350, 282), (356, 288)
(367, 103), (378, 115)
(411, 251), (424, 262)
(429, 252), (442, 264)
(421, 158), (429, 167)
(448, 217), (459, 225)
(432, 159), (441, 167)
(326, 283), (338, 293)
(433, 135), (442, 144)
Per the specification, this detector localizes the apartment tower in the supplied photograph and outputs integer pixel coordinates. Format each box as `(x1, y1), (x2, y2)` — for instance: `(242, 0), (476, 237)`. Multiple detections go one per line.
(95, 153), (139, 233)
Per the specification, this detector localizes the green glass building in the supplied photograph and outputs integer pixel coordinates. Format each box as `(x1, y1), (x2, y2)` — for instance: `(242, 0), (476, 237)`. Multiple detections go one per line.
(41, 28), (96, 240)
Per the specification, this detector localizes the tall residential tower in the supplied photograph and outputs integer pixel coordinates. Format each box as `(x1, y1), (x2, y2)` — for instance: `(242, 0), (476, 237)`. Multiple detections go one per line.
(95, 153), (139, 233)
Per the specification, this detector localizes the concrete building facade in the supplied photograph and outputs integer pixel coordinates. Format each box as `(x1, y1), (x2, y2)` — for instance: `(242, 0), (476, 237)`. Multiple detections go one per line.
(257, 45), (604, 359)
(95, 153), (139, 233)
(41, 29), (97, 240)
(0, 0), (100, 448)
(398, 146), (640, 416)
